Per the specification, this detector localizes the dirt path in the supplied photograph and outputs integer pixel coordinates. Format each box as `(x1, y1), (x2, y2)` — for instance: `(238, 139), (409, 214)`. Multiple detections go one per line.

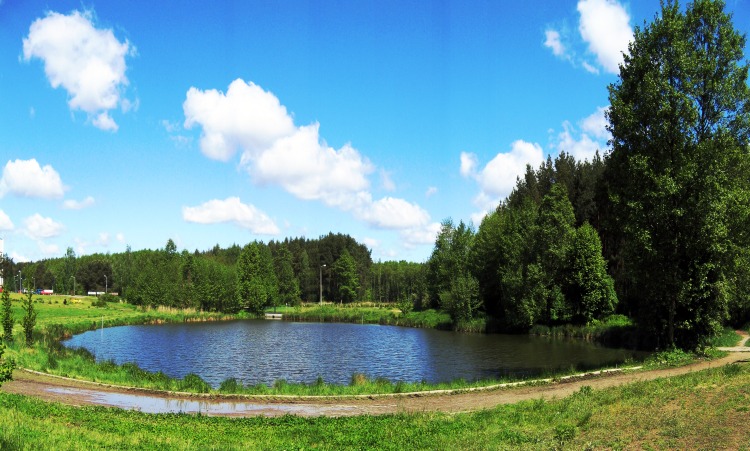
(3, 342), (749, 417)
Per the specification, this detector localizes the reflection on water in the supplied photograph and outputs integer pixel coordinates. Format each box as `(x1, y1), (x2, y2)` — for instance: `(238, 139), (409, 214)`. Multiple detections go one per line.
(45, 387), (370, 416)
(63, 320), (642, 387)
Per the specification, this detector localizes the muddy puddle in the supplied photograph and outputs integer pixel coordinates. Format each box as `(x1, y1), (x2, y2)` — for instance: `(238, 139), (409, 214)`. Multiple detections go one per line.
(44, 386), (385, 417)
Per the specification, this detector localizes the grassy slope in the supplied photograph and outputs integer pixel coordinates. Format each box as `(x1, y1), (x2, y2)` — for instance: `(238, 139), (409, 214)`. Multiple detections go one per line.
(0, 364), (749, 449)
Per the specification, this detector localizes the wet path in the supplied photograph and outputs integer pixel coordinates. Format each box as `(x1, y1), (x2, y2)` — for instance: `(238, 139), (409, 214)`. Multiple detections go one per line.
(3, 349), (749, 418)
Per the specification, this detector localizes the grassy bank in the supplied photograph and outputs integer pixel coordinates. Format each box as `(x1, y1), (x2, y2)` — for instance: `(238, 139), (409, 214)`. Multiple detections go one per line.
(271, 303), (452, 330)
(1, 362), (749, 449)
(0, 296), (649, 396)
(0, 295), (732, 397)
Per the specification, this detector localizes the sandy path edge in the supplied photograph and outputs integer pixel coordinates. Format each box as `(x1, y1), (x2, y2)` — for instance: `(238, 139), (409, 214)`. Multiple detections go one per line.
(2, 336), (749, 417)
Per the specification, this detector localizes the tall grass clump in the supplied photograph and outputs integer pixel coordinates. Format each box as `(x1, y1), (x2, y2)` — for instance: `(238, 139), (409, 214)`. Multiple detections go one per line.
(708, 327), (742, 348)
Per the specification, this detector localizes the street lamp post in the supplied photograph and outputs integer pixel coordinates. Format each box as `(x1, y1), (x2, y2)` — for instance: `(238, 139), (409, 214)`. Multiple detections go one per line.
(319, 264), (326, 306)
(104, 275), (108, 295)
(18, 270), (21, 294)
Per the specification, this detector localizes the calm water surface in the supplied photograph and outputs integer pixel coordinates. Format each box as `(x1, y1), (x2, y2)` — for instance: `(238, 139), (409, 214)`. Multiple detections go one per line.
(63, 320), (641, 387)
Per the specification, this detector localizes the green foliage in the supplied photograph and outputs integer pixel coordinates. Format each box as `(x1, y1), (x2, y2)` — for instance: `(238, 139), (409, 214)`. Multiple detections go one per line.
(236, 242), (278, 315)
(645, 348), (696, 369)
(439, 273), (481, 324)
(427, 219), (478, 325)
(0, 340), (14, 387)
(332, 249), (359, 303)
(396, 294), (414, 315)
(371, 260), (426, 306)
(607, 0), (750, 349)
(21, 289), (37, 346)
(708, 327), (742, 348)
(1, 289), (12, 341)
(274, 245), (301, 306)
(567, 222), (618, 323)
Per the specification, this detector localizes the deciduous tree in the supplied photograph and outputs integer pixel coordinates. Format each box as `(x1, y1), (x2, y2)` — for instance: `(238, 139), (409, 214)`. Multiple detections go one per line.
(607, 0), (750, 348)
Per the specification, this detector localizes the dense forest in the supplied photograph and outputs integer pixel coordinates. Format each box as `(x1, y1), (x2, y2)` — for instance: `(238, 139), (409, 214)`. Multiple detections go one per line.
(2, 0), (750, 350)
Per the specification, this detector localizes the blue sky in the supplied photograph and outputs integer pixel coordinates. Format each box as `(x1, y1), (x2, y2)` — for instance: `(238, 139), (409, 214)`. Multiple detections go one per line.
(1, 0), (748, 263)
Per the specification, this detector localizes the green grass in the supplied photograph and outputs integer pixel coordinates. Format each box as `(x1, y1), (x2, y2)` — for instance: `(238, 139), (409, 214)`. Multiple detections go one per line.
(709, 326), (743, 347)
(274, 304), (453, 330)
(529, 314), (639, 347)
(0, 296), (652, 397)
(1, 361), (749, 449)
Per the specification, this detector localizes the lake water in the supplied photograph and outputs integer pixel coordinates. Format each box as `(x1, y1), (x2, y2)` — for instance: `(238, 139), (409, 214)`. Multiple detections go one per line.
(63, 320), (642, 387)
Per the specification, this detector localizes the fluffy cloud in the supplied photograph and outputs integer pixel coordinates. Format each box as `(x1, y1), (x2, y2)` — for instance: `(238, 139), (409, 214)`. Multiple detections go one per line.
(577, 0), (632, 74)
(462, 140), (545, 213)
(400, 222), (442, 248)
(63, 196), (95, 210)
(183, 79), (296, 161)
(553, 107), (610, 161)
(182, 197), (280, 235)
(23, 214), (64, 240)
(0, 209), (14, 231)
(581, 106), (610, 140)
(356, 196), (431, 230)
(0, 159), (66, 199)
(183, 79), (434, 248)
(248, 124), (373, 208)
(23, 10), (134, 131)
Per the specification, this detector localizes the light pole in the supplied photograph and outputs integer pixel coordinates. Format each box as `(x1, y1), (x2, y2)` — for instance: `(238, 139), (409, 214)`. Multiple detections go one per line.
(18, 270), (21, 294)
(104, 275), (108, 295)
(319, 264), (326, 306)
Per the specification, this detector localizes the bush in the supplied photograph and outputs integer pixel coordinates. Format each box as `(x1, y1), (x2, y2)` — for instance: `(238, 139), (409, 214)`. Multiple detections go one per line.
(179, 373), (211, 393)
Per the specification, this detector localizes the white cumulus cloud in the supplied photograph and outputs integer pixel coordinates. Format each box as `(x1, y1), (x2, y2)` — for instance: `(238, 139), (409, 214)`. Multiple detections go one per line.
(23, 10), (134, 131)
(400, 222), (442, 249)
(462, 140), (545, 214)
(23, 214), (64, 240)
(183, 79), (296, 161)
(577, 0), (632, 74)
(248, 124), (373, 208)
(581, 106), (610, 140)
(183, 79), (433, 249)
(63, 196), (95, 210)
(0, 210), (14, 231)
(553, 107), (610, 161)
(182, 197), (280, 235)
(0, 159), (66, 199)
(356, 196), (431, 230)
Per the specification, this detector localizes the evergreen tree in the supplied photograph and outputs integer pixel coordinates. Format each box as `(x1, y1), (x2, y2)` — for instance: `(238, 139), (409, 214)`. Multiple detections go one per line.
(1, 288), (13, 341)
(332, 249), (359, 304)
(0, 339), (14, 388)
(21, 288), (36, 346)
(275, 245), (301, 306)
(236, 242), (278, 315)
(534, 183), (576, 324)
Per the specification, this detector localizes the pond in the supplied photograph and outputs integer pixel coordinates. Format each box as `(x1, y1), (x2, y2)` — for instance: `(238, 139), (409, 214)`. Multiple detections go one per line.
(63, 320), (642, 388)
